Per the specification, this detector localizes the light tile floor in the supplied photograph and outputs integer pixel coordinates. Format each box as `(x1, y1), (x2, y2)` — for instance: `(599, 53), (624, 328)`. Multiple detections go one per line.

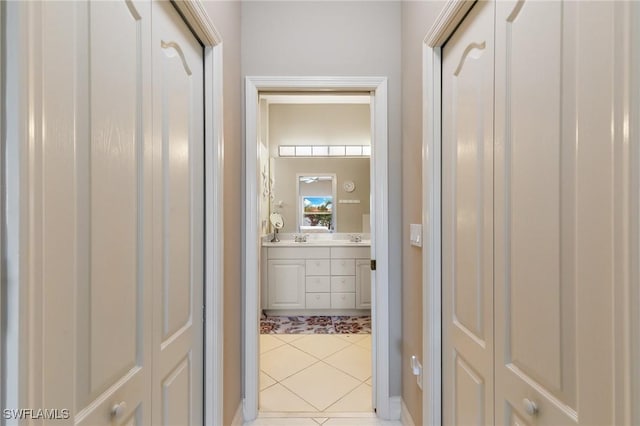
(245, 334), (402, 426)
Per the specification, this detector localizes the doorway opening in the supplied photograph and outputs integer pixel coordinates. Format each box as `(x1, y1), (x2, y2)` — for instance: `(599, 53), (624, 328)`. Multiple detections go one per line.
(259, 95), (373, 416)
(244, 77), (391, 421)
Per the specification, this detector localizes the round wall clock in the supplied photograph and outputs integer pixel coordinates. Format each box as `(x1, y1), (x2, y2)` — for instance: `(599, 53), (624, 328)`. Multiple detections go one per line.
(343, 180), (356, 193)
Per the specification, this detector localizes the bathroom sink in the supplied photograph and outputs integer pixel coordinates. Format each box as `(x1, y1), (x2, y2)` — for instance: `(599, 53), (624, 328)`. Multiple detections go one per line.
(263, 239), (370, 247)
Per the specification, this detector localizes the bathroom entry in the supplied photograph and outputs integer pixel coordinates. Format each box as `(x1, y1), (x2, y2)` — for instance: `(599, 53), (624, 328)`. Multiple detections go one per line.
(257, 93), (375, 416)
(244, 77), (391, 421)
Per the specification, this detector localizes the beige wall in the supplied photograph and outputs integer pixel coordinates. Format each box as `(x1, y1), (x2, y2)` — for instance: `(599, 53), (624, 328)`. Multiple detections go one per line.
(271, 158), (370, 233)
(242, 0), (403, 396)
(201, 2), (242, 425)
(401, 1), (446, 424)
(218, 1), (445, 420)
(269, 103), (371, 157)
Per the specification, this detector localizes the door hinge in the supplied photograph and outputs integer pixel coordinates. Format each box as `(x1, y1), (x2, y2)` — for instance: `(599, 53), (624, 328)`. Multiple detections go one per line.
(370, 259), (376, 271)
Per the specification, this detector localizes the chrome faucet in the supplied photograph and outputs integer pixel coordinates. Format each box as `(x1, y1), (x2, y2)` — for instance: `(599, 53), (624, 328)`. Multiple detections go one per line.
(349, 234), (362, 243)
(294, 234), (309, 243)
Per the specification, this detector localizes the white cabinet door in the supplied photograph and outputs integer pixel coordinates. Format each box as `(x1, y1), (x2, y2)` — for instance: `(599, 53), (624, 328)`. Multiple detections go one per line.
(355, 260), (372, 309)
(268, 260), (306, 309)
(151, 1), (204, 424)
(442, 1), (495, 425)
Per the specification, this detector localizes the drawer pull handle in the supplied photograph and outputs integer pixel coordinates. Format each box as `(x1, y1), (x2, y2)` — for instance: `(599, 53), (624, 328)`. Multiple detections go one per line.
(523, 398), (538, 416)
(111, 401), (127, 420)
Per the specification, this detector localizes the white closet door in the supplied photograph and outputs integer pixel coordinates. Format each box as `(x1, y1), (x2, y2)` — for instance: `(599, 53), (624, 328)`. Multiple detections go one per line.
(441, 1), (495, 425)
(19, 1), (204, 424)
(494, 1), (617, 424)
(38, 1), (154, 424)
(151, 1), (204, 425)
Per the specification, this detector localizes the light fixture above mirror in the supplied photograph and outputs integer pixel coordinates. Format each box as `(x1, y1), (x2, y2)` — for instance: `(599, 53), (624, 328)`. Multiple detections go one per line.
(279, 145), (371, 158)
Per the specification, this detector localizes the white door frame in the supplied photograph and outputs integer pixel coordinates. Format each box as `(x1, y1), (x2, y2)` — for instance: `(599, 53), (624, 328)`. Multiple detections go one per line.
(633, 3), (640, 420)
(244, 76), (391, 420)
(421, 1), (640, 425)
(1, 1), (226, 424)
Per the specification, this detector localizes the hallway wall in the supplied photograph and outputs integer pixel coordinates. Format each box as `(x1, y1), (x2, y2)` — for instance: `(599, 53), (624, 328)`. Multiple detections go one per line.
(242, 0), (403, 398)
(400, 1), (446, 424)
(202, 2), (243, 425)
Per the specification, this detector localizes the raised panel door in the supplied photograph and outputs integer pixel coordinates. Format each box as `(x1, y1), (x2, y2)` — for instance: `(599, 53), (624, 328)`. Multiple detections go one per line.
(267, 260), (306, 309)
(442, 1), (495, 424)
(151, 2), (204, 424)
(27, 1), (205, 424)
(38, 1), (154, 424)
(494, 1), (618, 424)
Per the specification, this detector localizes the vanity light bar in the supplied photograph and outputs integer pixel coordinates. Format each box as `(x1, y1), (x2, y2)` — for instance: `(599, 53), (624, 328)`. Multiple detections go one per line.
(279, 145), (371, 157)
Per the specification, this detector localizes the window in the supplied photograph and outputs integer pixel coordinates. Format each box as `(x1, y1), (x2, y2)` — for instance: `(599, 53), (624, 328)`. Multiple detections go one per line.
(297, 174), (336, 232)
(302, 196), (333, 229)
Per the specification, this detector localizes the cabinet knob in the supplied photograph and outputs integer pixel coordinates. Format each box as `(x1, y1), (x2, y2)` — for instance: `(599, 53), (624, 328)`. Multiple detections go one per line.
(111, 401), (127, 420)
(522, 398), (538, 416)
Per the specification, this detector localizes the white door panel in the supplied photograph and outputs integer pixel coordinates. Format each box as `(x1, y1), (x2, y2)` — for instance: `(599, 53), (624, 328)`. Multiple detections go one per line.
(73, 1), (153, 424)
(442, 1), (494, 425)
(441, 0), (624, 425)
(152, 1), (204, 424)
(31, 1), (203, 424)
(495, 1), (589, 425)
(87, 0), (146, 399)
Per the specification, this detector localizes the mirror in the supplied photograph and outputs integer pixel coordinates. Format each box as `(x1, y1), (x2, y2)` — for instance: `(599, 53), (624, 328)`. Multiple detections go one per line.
(263, 101), (372, 234)
(269, 212), (284, 242)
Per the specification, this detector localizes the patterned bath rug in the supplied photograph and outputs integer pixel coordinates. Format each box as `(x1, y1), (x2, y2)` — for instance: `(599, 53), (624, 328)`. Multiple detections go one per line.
(260, 315), (371, 334)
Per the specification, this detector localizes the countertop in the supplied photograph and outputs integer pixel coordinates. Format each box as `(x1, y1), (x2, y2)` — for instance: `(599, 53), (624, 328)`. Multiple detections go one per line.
(262, 240), (371, 247)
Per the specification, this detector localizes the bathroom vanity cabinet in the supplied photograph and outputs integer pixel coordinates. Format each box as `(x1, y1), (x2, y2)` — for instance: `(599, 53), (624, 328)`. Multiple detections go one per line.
(263, 245), (371, 314)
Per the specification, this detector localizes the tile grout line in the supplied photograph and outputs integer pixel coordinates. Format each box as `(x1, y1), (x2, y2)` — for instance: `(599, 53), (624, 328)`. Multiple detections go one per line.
(319, 380), (366, 414)
(287, 336), (357, 361)
(316, 359), (371, 383)
(259, 334), (373, 416)
(277, 378), (326, 413)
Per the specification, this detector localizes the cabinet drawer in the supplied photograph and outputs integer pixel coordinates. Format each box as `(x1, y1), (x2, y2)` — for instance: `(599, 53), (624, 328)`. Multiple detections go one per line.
(269, 247), (330, 259)
(331, 293), (355, 309)
(331, 276), (355, 292)
(306, 293), (331, 309)
(306, 259), (330, 276)
(331, 259), (355, 275)
(331, 247), (370, 259)
(306, 276), (330, 292)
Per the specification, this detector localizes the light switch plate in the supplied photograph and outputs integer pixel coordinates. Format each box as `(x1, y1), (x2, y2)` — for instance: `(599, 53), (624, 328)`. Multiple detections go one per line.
(410, 224), (422, 247)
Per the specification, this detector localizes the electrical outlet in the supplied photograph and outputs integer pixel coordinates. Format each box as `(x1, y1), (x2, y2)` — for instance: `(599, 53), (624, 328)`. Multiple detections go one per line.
(410, 224), (422, 247)
(410, 355), (423, 390)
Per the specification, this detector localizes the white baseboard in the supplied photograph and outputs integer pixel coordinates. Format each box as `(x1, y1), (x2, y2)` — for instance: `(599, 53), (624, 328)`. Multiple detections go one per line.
(401, 398), (416, 426)
(389, 396), (402, 420)
(231, 401), (243, 426)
